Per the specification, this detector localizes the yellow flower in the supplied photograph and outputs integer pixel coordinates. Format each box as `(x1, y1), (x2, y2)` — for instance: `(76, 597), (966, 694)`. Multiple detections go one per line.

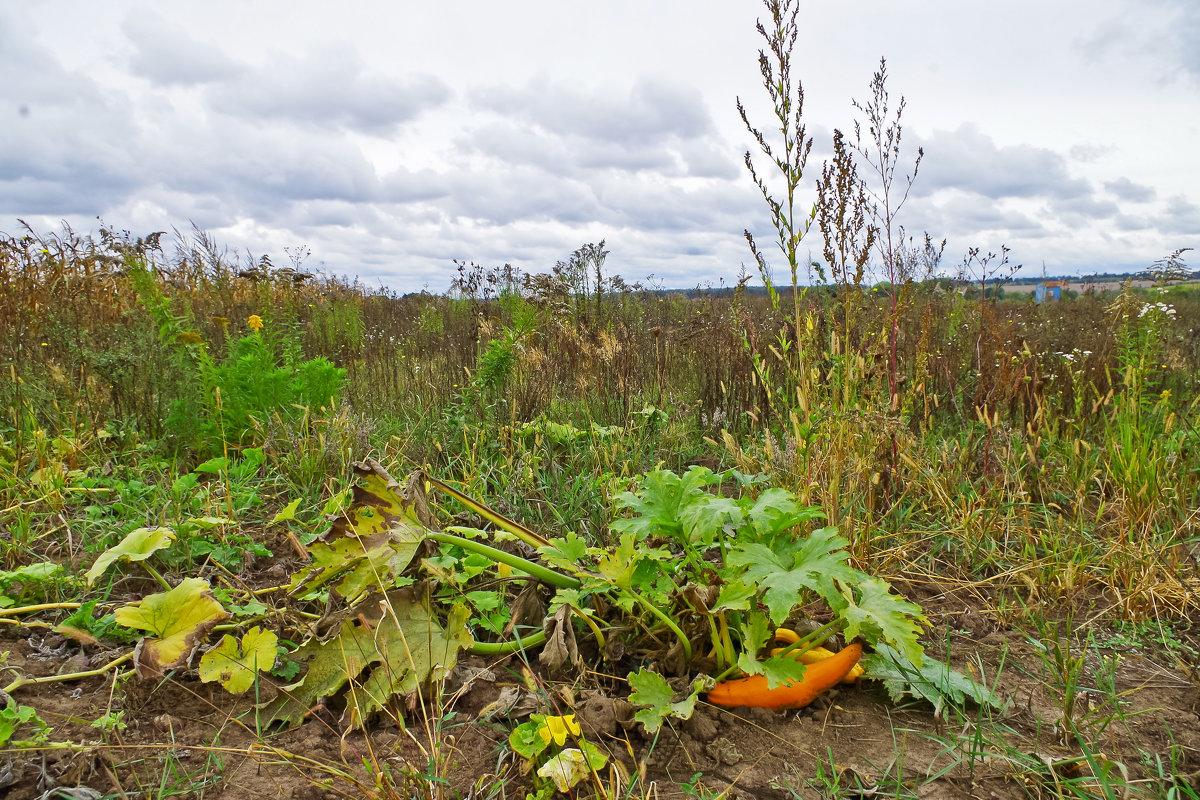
(211, 316), (230, 328)
(537, 714), (581, 747)
(1160, 389), (1172, 402)
(247, 314), (264, 331)
(177, 331), (204, 345)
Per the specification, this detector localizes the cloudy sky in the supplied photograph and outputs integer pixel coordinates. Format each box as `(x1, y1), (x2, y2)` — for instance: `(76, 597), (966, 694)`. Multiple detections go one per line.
(3, 1), (1198, 292)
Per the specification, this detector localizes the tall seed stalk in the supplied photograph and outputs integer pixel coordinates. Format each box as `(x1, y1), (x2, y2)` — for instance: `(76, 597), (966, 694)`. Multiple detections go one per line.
(738, 0), (816, 331)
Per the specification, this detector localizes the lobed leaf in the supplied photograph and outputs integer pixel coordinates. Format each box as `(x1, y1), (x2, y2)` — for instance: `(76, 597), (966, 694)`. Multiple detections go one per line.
(115, 578), (228, 677)
(199, 626), (278, 694)
(87, 527), (176, 585)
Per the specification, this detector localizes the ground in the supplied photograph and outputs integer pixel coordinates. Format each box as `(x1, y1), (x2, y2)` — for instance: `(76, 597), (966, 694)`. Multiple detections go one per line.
(3, 580), (1197, 800)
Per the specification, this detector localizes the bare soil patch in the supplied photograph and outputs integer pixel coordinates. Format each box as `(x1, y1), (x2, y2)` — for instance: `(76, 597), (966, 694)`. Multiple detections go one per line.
(4, 583), (1198, 799)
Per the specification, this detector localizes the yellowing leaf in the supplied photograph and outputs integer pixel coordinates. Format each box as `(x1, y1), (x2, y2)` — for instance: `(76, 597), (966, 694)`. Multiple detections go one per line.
(87, 527), (176, 586)
(199, 626), (278, 694)
(186, 516), (235, 529)
(115, 578), (228, 678)
(263, 587), (473, 730)
(536, 743), (608, 792)
(289, 461), (429, 603)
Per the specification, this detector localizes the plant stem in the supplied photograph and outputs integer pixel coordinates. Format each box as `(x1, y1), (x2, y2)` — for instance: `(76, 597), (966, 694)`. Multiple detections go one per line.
(141, 562), (172, 592)
(0, 602), (81, 617)
(468, 629), (548, 657)
(711, 619), (845, 682)
(4, 651), (135, 694)
(428, 531), (580, 589)
(627, 588), (692, 662)
(567, 604), (606, 651)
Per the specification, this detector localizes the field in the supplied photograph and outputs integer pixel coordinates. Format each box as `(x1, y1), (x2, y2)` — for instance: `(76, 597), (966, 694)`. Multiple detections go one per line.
(3, 5), (1200, 794)
(0, 221), (1197, 800)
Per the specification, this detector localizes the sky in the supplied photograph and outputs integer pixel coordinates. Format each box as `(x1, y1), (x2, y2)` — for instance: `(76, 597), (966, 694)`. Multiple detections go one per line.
(3, 1), (1198, 293)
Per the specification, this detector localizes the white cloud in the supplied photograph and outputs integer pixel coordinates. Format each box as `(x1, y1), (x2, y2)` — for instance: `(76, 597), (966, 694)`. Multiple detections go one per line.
(1, 1), (1197, 290)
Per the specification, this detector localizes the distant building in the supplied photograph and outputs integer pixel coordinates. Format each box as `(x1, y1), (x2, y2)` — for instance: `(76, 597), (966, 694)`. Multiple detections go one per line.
(1035, 280), (1069, 303)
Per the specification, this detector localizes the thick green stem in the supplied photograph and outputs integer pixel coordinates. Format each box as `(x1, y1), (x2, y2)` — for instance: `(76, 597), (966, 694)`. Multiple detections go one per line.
(428, 532), (580, 589)
(142, 563), (172, 592)
(773, 619), (843, 660)
(567, 604), (606, 651)
(627, 588), (691, 662)
(425, 476), (551, 549)
(468, 629), (548, 657)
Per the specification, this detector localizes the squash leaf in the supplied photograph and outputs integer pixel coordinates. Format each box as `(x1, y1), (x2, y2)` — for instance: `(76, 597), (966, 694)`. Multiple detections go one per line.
(861, 643), (1001, 713)
(627, 669), (705, 733)
(87, 527), (175, 585)
(262, 587), (472, 729)
(115, 578), (228, 677)
(199, 626), (278, 694)
(728, 526), (857, 624)
(838, 576), (927, 667)
(289, 461), (428, 603)
(537, 743), (609, 793)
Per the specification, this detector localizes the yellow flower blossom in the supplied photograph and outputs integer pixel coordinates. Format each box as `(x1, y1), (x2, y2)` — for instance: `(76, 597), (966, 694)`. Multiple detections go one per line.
(247, 314), (264, 331)
(537, 714), (580, 747)
(177, 331), (204, 345)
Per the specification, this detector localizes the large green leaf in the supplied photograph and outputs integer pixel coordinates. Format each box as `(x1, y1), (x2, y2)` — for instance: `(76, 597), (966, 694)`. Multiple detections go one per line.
(745, 487), (825, 536)
(87, 527), (176, 585)
(728, 527), (857, 624)
(627, 669), (705, 733)
(612, 466), (725, 545)
(115, 578), (228, 677)
(838, 576), (927, 667)
(262, 587), (472, 729)
(861, 643), (1001, 712)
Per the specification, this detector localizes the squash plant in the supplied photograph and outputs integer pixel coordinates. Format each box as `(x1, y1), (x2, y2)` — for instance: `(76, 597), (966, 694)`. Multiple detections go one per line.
(262, 461), (958, 730)
(59, 459), (992, 731)
(539, 466), (930, 703)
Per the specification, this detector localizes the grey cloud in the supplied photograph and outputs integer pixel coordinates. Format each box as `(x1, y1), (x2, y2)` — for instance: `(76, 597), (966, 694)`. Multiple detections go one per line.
(1068, 143), (1113, 164)
(148, 123), (380, 207)
(1160, 194), (1200, 235)
(443, 166), (600, 226)
(1052, 194), (1120, 221)
(577, 140), (680, 174)
(675, 139), (740, 179)
(1105, 177), (1157, 203)
(206, 45), (450, 133)
(378, 168), (451, 204)
(458, 121), (572, 173)
(917, 124), (1091, 201)
(0, 15), (143, 214)
(123, 13), (242, 85)
(1082, 0), (1200, 83)
(459, 98), (732, 178)
(910, 194), (1048, 242)
(471, 76), (714, 145)
(598, 179), (754, 233)
(1113, 214), (1151, 232)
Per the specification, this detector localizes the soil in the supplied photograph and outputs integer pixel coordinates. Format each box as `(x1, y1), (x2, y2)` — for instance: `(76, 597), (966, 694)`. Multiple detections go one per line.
(3, 582), (1199, 800)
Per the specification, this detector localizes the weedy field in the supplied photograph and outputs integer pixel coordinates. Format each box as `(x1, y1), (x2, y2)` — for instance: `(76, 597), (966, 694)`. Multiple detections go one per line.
(3, 4), (1200, 798)
(1, 217), (1197, 799)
